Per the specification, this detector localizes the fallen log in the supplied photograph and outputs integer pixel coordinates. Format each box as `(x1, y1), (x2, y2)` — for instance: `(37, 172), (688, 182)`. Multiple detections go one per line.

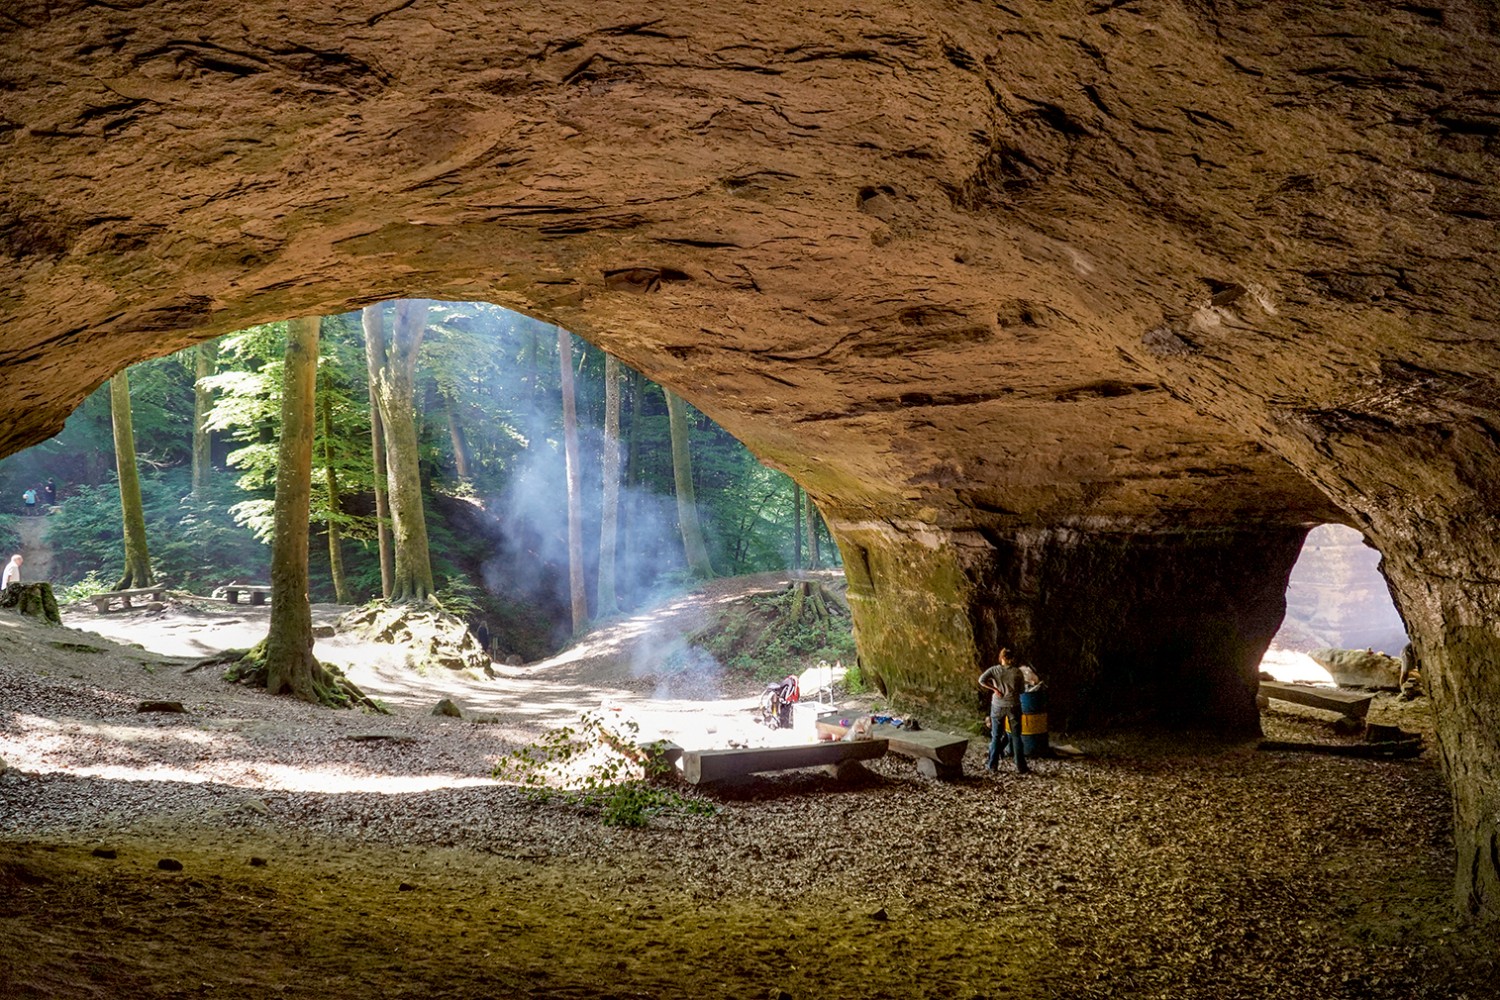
(1256, 738), (1423, 760)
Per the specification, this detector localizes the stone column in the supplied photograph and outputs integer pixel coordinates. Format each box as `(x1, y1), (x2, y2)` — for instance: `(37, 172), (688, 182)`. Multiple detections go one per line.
(1373, 518), (1500, 925)
(830, 518), (1308, 733)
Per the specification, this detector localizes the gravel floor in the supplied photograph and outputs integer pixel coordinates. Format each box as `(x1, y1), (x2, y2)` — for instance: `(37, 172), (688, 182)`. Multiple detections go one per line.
(0, 600), (1494, 999)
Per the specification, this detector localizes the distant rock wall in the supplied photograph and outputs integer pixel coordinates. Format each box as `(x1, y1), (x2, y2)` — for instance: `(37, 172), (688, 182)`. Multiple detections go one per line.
(1277, 525), (1408, 654)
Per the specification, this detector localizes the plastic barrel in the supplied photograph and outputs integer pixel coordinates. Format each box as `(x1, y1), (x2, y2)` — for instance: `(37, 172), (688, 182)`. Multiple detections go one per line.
(1004, 687), (1049, 756)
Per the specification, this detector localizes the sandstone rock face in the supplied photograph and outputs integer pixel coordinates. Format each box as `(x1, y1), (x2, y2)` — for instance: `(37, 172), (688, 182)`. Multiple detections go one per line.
(1279, 525), (1409, 655)
(3, 1), (1500, 919)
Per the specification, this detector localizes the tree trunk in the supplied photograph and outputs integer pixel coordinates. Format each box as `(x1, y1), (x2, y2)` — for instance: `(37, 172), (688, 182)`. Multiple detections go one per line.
(446, 403), (471, 481)
(262, 316), (322, 699)
(369, 299), (435, 603)
(320, 388), (350, 605)
(558, 325), (589, 630)
(664, 388), (715, 579)
(622, 368), (644, 600)
(793, 484), (802, 571)
(805, 492), (822, 570)
(191, 338), (217, 497)
(0, 582), (60, 625)
(361, 305), (394, 599)
(598, 353), (621, 615)
(109, 370), (153, 590)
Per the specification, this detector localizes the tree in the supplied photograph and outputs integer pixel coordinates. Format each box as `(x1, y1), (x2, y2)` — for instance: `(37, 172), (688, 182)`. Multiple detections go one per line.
(228, 317), (376, 709)
(365, 300), (435, 603)
(558, 325), (588, 629)
(362, 306), (395, 599)
(664, 388), (715, 578)
(320, 389), (351, 604)
(109, 370), (154, 589)
(597, 353), (622, 615)
(805, 491), (822, 570)
(191, 339), (218, 496)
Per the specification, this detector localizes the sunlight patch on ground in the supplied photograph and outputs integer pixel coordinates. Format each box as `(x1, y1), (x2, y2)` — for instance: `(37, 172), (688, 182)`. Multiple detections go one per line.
(1259, 647), (1336, 685)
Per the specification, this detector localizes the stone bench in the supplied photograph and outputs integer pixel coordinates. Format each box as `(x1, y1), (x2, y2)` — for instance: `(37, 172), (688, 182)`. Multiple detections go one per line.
(1259, 681), (1373, 721)
(816, 713), (970, 779)
(91, 585), (169, 613)
(680, 738), (888, 785)
(223, 584), (272, 606)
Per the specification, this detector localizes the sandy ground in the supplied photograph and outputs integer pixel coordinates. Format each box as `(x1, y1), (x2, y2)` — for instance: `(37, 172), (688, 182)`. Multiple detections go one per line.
(0, 581), (1494, 999)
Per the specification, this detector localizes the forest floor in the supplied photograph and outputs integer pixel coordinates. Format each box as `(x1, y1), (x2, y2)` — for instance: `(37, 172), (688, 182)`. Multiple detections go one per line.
(0, 576), (1494, 999)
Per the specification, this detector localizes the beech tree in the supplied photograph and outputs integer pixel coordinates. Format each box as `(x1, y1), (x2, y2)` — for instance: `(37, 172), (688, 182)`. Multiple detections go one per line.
(109, 370), (154, 589)
(229, 317), (375, 708)
(364, 300), (434, 602)
(191, 339), (218, 496)
(597, 353), (622, 615)
(664, 388), (715, 578)
(558, 325), (588, 629)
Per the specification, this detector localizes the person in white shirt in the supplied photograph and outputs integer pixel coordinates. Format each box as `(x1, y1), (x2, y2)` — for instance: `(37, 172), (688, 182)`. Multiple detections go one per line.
(2, 554), (21, 588)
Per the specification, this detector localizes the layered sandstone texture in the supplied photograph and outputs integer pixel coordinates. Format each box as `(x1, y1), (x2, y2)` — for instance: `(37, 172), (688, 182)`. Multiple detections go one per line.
(3, 1), (1499, 918)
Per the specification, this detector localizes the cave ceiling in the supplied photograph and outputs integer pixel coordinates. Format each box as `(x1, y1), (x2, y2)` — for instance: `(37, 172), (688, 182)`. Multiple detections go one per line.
(4, 0), (1498, 535)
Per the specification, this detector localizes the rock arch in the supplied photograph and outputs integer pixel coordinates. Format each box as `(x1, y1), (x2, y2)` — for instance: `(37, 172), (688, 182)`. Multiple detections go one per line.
(3, 0), (1498, 921)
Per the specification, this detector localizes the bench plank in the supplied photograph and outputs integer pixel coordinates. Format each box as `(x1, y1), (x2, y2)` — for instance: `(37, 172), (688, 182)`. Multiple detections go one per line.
(815, 714), (969, 767)
(682, 739), (887, 785)
(1260, 681), (1373, 720)
(91, 586), (168, 612)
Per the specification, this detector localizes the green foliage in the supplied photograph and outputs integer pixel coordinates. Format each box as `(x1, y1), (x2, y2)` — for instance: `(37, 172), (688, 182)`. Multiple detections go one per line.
(56, 570), (110, 605)
(0, 513), (17, 557)
(46, 469), (268, 590)
(494, 713), (715, 828)
(681, 585), (856, 684)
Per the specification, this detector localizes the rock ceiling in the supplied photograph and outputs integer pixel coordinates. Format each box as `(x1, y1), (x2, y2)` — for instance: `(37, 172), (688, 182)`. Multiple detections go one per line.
(9, 0), (1495, 534)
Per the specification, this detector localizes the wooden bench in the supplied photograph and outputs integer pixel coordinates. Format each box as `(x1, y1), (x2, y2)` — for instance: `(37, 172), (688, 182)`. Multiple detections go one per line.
(1259, 681), (1373, 721)
(223, 583), (271, 606)
(681, 739), (888, 785)
(91, 585), (169, 613)
(816, 713), (970, 780)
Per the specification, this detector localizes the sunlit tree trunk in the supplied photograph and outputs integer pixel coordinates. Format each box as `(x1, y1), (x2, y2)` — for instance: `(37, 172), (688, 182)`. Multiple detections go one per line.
(805, 492), (822, 570)
(558, 325), (589, 629)
(361, 305), (394, 599)
(191, 339), (218, 497)
(446, 404), (472, 481)
(597, 353), (622, 615)
(109, 370), (153, 589)
(367, 299), (434, 603)
(263, 316), (323, 698)
(664, 388), (715, 579)
(320, 389), (350, 604)
(793, 484), (803, 571)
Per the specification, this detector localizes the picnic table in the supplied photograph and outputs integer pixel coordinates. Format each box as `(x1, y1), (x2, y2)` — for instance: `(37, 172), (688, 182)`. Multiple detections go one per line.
(680, 739), (888, 785)
(816, 713), (970, 779)
(91, 584), (169, 613)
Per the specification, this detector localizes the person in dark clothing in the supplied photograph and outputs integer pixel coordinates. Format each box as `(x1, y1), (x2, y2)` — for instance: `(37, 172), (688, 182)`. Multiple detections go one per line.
(978, 648), (1029, 773)
(43, 479), (56, 506)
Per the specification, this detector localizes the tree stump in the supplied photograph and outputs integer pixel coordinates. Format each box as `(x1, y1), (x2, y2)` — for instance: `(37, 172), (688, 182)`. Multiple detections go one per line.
(0, 582), (61, 625)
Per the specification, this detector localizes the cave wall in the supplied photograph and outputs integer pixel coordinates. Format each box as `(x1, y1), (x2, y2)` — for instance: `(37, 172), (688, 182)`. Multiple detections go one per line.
(833, 515), (1305, 732)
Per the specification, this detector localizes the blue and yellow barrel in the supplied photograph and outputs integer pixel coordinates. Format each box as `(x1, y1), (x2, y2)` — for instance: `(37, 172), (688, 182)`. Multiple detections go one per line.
(1004, 687), (1049, 756)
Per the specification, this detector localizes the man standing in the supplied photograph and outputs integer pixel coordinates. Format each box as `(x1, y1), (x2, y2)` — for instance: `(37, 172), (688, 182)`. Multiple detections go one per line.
(43, 478), (56, 507)
(22, 488), (36, 516)
(2, 554), (22, 588)
(979, 648), (1029, 774)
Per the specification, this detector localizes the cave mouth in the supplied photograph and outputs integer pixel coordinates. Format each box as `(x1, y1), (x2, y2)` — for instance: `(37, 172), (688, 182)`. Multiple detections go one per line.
(1262, 522), (1410, 685)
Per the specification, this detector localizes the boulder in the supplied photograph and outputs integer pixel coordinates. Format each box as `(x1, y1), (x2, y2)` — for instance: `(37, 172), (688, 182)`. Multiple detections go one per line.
(1309, 648), (1402, 691)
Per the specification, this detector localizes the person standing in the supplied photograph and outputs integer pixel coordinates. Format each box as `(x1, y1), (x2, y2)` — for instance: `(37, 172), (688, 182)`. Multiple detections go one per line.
(43, 478), (56, 507)
(979, 648), (1029, 773)
(22, 488), (36, 516)
(2, 554), (21, 588)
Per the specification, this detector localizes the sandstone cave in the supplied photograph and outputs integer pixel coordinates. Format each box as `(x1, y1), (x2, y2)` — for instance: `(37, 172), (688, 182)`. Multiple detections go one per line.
(2, 0), (1498, 974)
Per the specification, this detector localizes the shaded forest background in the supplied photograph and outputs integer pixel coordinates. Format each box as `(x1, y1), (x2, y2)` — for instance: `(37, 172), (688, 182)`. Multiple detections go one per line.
(0, 303), (840, 662)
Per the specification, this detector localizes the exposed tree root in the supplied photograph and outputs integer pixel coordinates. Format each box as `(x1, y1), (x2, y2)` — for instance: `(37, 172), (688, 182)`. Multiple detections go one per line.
(222, 640), (387, 713)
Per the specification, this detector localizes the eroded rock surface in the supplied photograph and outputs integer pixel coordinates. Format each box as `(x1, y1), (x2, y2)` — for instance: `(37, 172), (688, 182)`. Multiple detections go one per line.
(4, 1), (1500, 919)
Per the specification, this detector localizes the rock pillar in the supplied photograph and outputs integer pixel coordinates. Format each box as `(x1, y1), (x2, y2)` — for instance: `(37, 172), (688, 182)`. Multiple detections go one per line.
(1376, 522), (1500, 925)
(830, 519), (1308, 733)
